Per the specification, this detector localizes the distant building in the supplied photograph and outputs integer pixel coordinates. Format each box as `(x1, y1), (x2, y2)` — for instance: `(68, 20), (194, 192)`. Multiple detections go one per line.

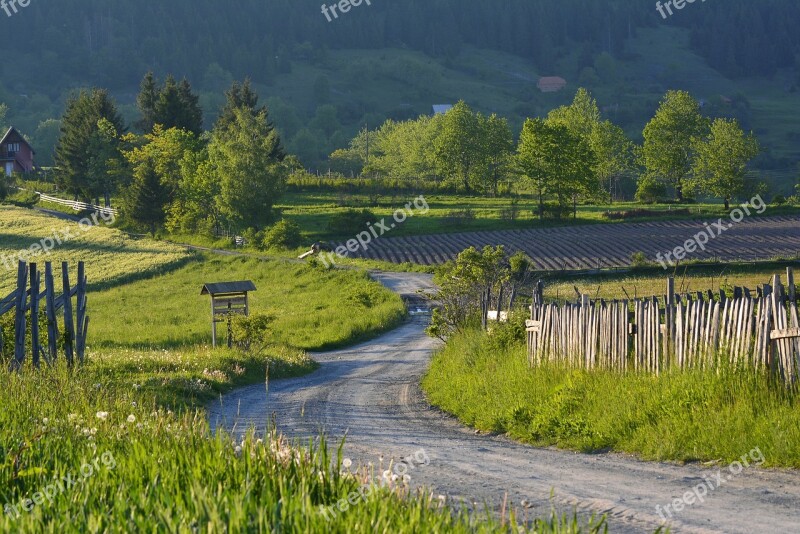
(537, 76), (567, 93)
(432, 104), (453, 115)
(0, 127), (35, 176)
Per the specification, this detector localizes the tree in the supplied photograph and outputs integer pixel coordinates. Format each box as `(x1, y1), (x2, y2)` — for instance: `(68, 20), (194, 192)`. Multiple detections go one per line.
(548, 88), (634, 201)
(483, 114), (514, 196)
(690, 118), (759, 209)
(135, 71), (159, 132)
(641, 91), (709, 202)
(210, 107), (288, 231)
(427, 245), (511, 340)
(32, 119), (62, 167)
(216, 79), (262, 131)
(55, 89), (125, 200)
(0, 104), (7, 130)
(121, 159), (169, 235)
(517, 118), (597, 219)
(434, 101), (483, 193)
(137, 74), (204, 135)
(86, 118), (126, 206)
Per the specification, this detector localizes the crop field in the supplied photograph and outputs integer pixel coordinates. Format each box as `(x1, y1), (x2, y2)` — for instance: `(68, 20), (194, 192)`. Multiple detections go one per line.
(342, 215), (800, 268)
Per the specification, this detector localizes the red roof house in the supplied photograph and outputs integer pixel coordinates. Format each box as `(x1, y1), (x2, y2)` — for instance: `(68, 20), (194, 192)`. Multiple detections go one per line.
(537, 76), (567, 93)
(1, 127), (35, 176)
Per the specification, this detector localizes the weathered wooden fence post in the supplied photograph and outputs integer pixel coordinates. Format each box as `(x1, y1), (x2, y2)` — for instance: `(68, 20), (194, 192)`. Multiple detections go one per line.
(30, 263), (41, 368)
(76, 261), (88, 363)
(12, 261), (28, 371)
(44, 262), (59, 363)
(62, 261), (75, 367)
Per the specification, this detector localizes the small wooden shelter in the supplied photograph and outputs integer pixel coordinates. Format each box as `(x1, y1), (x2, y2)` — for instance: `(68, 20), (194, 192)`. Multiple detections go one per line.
(201, 281), (257, 348)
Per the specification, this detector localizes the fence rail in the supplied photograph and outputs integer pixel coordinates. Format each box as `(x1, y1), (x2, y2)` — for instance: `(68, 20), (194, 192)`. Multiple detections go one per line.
(527, 268), (800, 385)
(37, 192), (118, 216)
(0, 261), (88, 369)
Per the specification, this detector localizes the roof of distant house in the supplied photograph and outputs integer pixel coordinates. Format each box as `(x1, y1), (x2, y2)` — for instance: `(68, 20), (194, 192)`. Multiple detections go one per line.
(432, 104), (453, 115)
(0, 126), (35, 154)
(537, 76), (567, 93)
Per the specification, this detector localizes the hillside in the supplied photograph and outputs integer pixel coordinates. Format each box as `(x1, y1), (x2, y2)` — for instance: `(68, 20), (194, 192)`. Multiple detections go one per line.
(1, 2), (798, 191)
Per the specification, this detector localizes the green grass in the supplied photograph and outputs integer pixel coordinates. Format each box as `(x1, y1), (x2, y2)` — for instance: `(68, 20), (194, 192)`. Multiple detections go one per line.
(423, 329), (800, 467)
(540, 262), (800, 303)
(275, 192), (800, 243)
(0, 206), (188, 295)
(90, 254), (407, 351)
(2, 361), (582, 533)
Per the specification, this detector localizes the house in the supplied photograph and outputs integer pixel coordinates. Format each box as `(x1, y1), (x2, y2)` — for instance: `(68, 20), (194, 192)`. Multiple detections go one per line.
(0, 127), (35, 176)
(432, 104), (453, 115)
(537, 76), (567, 93)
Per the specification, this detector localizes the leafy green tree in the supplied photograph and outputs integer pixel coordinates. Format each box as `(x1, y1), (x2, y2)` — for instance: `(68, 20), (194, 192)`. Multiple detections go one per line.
(690, 118), (760, 209)
(517, 118), (597, 219)
(482, 114), (514, 196)
(32, 119), (62, 167)
(434, 101), (483, 193)
(209, 107), (287, 231)
(427, 245), (511, 339)
(548, 89), (634, 201)
(641, 90), (709, 202)
(55, 89), (125, 200)
(137, 74), (204, 135)
(0, 104), (8, 130)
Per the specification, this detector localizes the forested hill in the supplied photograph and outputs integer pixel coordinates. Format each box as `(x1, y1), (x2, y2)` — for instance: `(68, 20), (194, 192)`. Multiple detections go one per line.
(5, 0), (798, 90)
(2, 1), (800, 186)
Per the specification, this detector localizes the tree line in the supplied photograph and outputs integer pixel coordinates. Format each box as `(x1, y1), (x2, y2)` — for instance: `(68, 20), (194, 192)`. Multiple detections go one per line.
(330, 89), (761, 216)
(54, 76), (290, 236)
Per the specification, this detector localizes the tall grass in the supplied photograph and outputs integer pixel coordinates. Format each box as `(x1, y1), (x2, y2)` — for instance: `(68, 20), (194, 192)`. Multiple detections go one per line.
(423, 329), (800, 467)
(0, 362), (600, 532)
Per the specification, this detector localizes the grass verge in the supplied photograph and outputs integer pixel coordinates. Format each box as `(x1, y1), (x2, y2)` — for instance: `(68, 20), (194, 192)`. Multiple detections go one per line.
(422, 329), (800, 467)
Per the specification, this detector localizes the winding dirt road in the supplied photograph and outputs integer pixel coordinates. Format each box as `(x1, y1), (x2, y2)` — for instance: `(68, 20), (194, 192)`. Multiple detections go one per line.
(209, 272), (800, 533)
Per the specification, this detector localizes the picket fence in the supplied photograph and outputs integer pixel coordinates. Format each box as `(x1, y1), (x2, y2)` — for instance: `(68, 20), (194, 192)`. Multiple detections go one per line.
(526, 268), (800, 385)
(0, 261), (88, 369)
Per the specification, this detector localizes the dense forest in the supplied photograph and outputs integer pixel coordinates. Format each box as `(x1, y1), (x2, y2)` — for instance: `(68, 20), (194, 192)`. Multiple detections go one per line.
(4, 0), (798, 89)
(1, 1), (799, 181)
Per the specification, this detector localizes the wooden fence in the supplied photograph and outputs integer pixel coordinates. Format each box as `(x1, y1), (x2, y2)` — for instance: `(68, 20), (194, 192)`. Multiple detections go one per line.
(526, 268), (800, 385)
(0, 261), (88, 369)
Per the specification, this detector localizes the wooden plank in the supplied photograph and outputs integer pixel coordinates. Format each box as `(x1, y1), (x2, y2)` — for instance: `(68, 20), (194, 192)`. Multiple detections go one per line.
(30, 264), (41, 368)
(62, 262), (75, 367)
(45, 262), (59, 363)
(771, 328), (800, 341)
(12, 261), (28, 370)
(75, 262), (87, 363)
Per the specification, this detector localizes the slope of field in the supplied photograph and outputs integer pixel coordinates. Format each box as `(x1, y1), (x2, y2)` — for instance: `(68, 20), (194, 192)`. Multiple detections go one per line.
(0, 207), (188, 294)
(342, 215), (800, 267)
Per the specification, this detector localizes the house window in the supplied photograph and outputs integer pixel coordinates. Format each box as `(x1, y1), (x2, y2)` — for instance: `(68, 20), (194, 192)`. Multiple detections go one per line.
(7, 143), (20, 155)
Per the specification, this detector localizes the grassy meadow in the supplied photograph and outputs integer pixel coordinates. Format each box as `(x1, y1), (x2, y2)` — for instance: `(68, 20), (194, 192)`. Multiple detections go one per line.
(0, 208), (604, 532)
(423, 329), (800, 467)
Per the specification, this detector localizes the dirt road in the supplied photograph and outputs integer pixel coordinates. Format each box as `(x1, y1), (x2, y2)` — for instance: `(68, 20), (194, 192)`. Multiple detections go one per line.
(209, 272), (800, 533)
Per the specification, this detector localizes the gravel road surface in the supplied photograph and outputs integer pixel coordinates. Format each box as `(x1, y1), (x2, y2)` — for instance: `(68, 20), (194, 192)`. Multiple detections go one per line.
(209, 272), (800, 533)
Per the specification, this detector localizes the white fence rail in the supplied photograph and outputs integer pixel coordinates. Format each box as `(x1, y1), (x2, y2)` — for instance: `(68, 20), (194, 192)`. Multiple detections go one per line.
(37, 192), (118, 216)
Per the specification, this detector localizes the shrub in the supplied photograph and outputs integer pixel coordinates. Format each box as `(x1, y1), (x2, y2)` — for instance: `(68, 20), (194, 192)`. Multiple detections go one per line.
(630, 251), (650, 268)
(444, 208), (476, 226)
(772, 194), (787, 206)
(327, 208), (378, 236)
(231, 312), (275, 353)
(635, 175), (667, 204)
(262, 219), (302, 250)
